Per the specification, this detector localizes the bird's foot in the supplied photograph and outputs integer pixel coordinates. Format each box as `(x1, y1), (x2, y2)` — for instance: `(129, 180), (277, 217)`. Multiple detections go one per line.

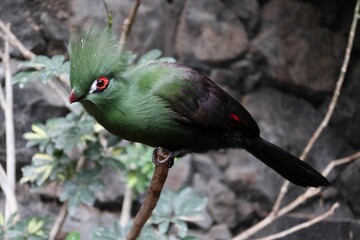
(152, 147), (174, 168)
(152, 148), (189, 168)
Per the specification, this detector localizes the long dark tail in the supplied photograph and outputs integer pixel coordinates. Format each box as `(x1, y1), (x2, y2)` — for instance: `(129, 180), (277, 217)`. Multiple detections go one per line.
(245, 138), (330, 187)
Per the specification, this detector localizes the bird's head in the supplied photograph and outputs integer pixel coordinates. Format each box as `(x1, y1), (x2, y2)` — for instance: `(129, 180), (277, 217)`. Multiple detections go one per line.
(68, 28), (128, 104)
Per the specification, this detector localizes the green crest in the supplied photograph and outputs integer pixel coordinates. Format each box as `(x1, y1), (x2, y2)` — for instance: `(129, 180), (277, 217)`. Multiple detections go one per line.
(68, 27), (128, 97)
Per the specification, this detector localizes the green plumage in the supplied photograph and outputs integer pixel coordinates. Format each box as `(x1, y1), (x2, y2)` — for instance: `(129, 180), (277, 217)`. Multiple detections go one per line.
(68, 28), (329, 187)
(68, 28), (128, 99)
(68, 29), (196, 149)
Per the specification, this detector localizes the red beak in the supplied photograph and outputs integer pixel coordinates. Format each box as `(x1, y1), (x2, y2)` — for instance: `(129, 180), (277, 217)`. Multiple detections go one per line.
(69, 89), (78, 103)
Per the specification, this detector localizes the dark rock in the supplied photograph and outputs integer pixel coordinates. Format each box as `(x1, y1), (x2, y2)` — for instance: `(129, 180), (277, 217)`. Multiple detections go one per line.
(95, 168), (125, 203)
(0, 0), (45, 56)
(40, 12), (69, 41)
(339, 160), (360, 215)
(237, 88), (353, 202)
(193, 173), (209, 197)
(193, 174), (237, 227)
(193, 154), (223, 180)
(242, 88), (350, 172)
(164, 154), (192, 190)
(211, 151), (229, 170)
(322, 58), (360, 148)
(1, 0), (70, 56)
(40, 12), (70, 55)
(194, 208), (214, 230)
(210, 68), (241, 99)
(210, 68), (236, 87)
(69, 0), (183, 57)
(320, 95), (360, 148)
(207, 224), (232, 240)
(237, 198), (259, 223)
(207, 179), (237, 228)
(252, 0), (346, 92)
(175, 0), (248, 63)
(224, 149), (281, 205)
(220, 0), (260, 34)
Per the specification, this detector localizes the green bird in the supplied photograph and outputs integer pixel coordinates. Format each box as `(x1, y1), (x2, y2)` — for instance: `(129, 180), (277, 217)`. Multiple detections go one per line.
(68, 29), (329, 188)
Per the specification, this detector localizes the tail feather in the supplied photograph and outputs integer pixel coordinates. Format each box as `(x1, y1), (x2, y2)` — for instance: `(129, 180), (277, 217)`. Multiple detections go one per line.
(245, 138), (330, 187)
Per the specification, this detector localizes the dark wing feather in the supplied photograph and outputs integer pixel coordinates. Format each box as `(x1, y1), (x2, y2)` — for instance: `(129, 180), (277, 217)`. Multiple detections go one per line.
(157, 63), (260, 136)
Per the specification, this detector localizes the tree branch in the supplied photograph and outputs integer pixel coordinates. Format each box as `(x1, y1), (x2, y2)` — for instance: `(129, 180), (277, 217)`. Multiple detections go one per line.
(271, 0), (360, 215)
(119, 0), (141, 45)
(256, 203), (339, 240)
(126, 148), (169, 240)
(2, 23), (19, 224)
(0, 20), (35, 60)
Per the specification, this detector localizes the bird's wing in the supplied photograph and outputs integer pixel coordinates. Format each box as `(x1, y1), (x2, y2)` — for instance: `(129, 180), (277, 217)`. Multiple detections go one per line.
(155, 63), (260, 135)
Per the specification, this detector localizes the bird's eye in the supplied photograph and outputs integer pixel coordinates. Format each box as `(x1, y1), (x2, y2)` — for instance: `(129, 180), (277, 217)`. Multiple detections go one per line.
(96, 76), (109, 91)
(90, 76), (110, 94)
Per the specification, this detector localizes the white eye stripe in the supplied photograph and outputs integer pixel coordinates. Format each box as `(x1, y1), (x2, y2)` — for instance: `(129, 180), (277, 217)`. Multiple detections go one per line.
(89, 79), (97, 94)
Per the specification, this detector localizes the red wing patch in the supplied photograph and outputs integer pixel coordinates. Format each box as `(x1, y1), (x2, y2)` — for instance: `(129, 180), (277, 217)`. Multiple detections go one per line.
(228, 113), (248, 126)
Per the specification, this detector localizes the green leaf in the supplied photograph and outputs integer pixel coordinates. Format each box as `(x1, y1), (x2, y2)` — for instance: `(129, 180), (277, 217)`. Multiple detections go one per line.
(60, 168), (103, 215)
(127, 172), (138, 188)
(174, 188), (208, 217)
(138, 224), (167, 240)
(27, 218), (44, 234)
(66, 231), (81, 240)
(92, 221), (129, 240)
(181, 237), (199, 240)
(174, 220), (188, 238)
(67, 193), (81, 215)
(158, 221), (170, 234)
(32, 124), (48, 138)
(7, 216), (49, 240)
(0, 212), (4, 227)
(137, 49), (162, 65)
(13, 55), (69, 87)
(20, 153), (57, 186)
(106, 135), (123, 148)
(152, 190), (174, 218)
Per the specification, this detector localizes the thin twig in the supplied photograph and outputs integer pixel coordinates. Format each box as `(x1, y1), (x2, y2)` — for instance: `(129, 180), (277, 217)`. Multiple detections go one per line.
(102, 0), (113, 29)
(119, 0), (141, 45)
(0, 166), (18, 221)
(47, 80), (72, 110)
(256, 203), (339, 240)
(48, 202), (68, 240)
(120, 186), (133, 227)
(271, 0), (360, 214)
(48, 156), (87, 240)
(321, 150), (360, 177)
(0, 82), (6, 112)
(0, 19), (35, 59)
(232, 150), (360, 240)
(3, 23), (18, 224)
(0, 50), (6, 111)
(126, 151), (169, 240)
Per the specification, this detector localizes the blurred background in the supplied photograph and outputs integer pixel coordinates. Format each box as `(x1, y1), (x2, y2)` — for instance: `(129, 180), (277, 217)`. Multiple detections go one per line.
(0, 0), (359, 239)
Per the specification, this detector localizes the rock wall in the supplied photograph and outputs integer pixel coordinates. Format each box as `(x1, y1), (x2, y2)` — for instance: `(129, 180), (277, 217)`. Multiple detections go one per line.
(1, 0), (360, 239)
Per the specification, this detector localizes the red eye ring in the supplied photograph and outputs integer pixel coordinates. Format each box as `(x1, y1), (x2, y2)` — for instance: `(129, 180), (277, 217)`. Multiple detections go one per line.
(96, 76), (109, 91)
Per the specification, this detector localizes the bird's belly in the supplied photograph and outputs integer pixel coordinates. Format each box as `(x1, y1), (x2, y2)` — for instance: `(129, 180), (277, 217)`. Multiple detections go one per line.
(105, 120), (218, 153)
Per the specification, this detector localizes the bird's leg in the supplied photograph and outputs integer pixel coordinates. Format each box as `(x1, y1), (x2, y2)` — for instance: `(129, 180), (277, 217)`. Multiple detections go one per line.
(152, 147), (189, 168)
